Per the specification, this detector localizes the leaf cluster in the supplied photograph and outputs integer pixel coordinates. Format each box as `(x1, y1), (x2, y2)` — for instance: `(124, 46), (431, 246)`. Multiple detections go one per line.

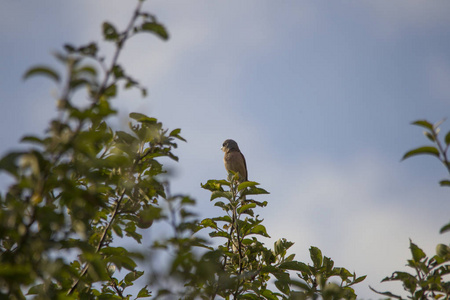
(0, 1), (178, 299)
(372, 119), (450, 300)
(157, 176), (366, 300)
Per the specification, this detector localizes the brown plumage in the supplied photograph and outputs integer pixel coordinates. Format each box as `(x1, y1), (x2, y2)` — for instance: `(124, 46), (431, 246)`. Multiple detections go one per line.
(221, 139), (248, 182)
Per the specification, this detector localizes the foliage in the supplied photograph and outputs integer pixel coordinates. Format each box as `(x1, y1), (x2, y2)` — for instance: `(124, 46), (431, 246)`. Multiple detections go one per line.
(371, 119), (450, 300)
(0, 1), (366, 299)
(0, 1), (177, 299)
(186, 176), (364, 300)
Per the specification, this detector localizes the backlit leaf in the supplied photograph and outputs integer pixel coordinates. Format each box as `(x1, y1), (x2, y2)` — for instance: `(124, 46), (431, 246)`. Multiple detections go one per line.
(23, 66), (60, 83)
(402, 146), (439, 160)
(412, 120), (433, 131)
(238, 203), (256, 214)
(439, 180), (450, 187)
(310, 246), (323, 268)
(440, 222), (450, 234)
(141, 22), (169, 40)
(409, 240), (426, 262)
(279, 261), (310, 273)
(103, 22), (119, 41)
(445, 131), (450, 146)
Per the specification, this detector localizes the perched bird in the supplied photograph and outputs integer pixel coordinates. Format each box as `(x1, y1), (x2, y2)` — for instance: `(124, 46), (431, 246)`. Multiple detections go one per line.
(221, 139), (248, 182)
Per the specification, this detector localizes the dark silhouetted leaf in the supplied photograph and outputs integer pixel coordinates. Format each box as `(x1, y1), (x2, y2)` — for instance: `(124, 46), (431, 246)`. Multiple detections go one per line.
(412, 120), (433, 131)
(369, 286), (402, 299)
(103, 22), (119, 41)
(440, 222), (450, 234)
(279, 261), (310, 273)
(402, 146), (439, 160)
(0, 152), (24, 177)
(439, 180), (450, 187)
(141, 22), (169, 40)
(137, 286), (151, 298)
(445, 131), (450, 146)
(23, 66), (60, 83)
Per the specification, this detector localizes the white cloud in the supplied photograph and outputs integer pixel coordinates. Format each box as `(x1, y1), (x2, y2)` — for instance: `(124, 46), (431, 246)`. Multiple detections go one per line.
(259, 153), (448, 298)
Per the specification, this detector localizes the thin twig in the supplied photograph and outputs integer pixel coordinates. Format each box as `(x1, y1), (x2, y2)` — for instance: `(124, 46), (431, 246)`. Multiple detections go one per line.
(67, 189), (127, 295)
(92, 1), (143, 103)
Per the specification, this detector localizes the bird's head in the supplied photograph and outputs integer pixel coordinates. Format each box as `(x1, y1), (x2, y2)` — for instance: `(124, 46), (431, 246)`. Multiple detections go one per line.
(221, 139), (240, 153)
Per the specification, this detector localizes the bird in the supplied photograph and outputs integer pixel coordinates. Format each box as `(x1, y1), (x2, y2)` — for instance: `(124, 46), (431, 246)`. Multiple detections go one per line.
(221, 139), (248, 183)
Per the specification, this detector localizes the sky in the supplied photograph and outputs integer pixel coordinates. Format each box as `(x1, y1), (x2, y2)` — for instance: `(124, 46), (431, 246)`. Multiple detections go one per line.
(1, 1), (450, 298)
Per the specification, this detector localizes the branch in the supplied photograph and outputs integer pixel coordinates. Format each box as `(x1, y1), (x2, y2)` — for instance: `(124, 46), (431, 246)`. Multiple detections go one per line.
(67, 189), (127, 295)
(92, 1), (143, 103)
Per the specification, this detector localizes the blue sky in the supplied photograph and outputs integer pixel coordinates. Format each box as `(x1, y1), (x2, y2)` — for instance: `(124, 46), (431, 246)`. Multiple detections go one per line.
(1, 1), (450, 298)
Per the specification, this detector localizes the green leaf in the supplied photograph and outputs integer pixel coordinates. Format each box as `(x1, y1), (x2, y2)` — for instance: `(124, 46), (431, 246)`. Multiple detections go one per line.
(369, 286), (402, 299)
(440, 222), (450, 234)
(169, 128), (187, 142)
(78, 65), (97, 77)
(445, 131), (450, 146)
(250, 224), (270, 237)
(309, 246), (323, 268)
(274, 238), (294, 256)
(169, 128), (181, 136)
(27, 284), (45, 295)
(242, 186), (270, 196)
(112, 65), (125, 79)
(141, 22), (169, 40)
(424, 131), (435, 142)
(439, 180), (450, 187)
(137, 285), (151, 298)
(261, 290), (279, 300)
(78, 42), (98, 56)
(106, 253), (137, 271)
(23, 66), (60, 83)
(211, 191), (232, 201)
(412, 120), (433, 131)
(200, 218), (218, 230)
(279, 261), (310, 273)
(238, 203), (256, 214)
(124, 270), (143, 284)
(21, 136), (45, 145)
(213, 201), (228, 210)
(352, 275), (367, 285)
(129, 112), (157, 123)
(209, 231), (228, 238)
(240, 293), (261, 300)
(237, 181), (259, 191)
(137, 206), (162, 229)
(402, 146), (439, 160)
(116, 131), (137, 145)
(436, 244), (450, 259)
(103, 22), (119, 41)
(212, 215), (232, 223)
(112, 224), (123, 237)
(201, 180), (228, 192)
(0, 152), (24, 177)
(409, 240), (426, 262)
(104, 84), (117, 97)
(274, 278), (290, 295)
